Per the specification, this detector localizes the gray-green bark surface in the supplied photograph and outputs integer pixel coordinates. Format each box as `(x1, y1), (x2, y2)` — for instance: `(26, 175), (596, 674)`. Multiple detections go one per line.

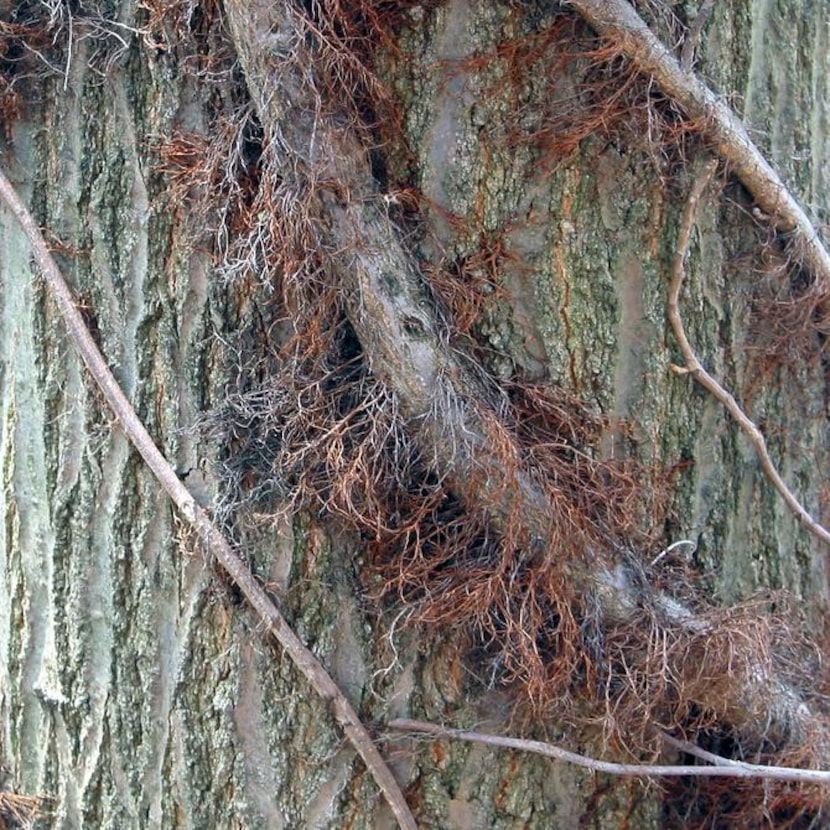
(0, 1), (827, 828)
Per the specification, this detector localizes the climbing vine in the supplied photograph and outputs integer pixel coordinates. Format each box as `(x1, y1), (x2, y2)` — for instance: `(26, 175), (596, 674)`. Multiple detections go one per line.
(207, 1), (830, 825)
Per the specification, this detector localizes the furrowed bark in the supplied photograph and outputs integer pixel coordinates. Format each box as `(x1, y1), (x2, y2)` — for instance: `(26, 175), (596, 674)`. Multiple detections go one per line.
(0, 167), (417, 830)
(0, 1), (824, 826)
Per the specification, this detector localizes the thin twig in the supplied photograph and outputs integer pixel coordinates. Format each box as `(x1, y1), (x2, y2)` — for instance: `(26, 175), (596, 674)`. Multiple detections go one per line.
(660, 731), (746, 768)
(0, 791), (40, 828)
(567, 0), (830, 292)
(388, 719), (830, 784)
(667, 158), (830, 546)
(0, 166), (418, 830)
(680, 0), (715, 73)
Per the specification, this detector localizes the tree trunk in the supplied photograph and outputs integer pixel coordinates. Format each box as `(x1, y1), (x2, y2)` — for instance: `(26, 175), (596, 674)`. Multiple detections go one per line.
(0, 1), (827, 828)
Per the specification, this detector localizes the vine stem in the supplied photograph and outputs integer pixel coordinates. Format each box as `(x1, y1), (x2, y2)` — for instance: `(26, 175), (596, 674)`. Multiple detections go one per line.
(388, 719), (830, 784)
(567, 0), (830, 292)
(0, 167), (418, 830)
(668, 159), (830, 546)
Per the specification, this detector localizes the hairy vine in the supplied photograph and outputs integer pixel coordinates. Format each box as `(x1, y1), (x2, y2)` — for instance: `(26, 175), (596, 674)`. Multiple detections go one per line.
(207, 0), (830, 825)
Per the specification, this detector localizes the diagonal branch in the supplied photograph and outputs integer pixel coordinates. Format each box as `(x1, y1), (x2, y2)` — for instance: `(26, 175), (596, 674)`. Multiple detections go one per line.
(667, 158), (830, 546)
(660, 730), (747, 768)
(566, 0), (830, 292)
(388, 719), (830, 785)
(0, 167), (417, 830)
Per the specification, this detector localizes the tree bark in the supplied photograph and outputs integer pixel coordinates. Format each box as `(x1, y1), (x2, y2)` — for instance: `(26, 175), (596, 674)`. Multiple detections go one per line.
(0, 1), (827, 828)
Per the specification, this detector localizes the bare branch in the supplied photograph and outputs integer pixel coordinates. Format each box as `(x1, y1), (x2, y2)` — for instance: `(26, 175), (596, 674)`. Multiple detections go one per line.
(680, 0), (715, 73)
(389, 719), (830, 785)
(566, 0), (830, 291)
(0, 167), (417, 830)
(660, 730), (747, 768)
(667, 158), (830, 546)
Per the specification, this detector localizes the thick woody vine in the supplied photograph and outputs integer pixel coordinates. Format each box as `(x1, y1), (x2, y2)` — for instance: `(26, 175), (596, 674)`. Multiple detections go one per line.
(2, 1), (830, 828)
(215, 0), (830, 826)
